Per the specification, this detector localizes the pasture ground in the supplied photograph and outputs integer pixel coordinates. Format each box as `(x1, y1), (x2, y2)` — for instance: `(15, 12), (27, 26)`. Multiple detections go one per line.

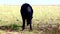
(0, 5), (60, 34)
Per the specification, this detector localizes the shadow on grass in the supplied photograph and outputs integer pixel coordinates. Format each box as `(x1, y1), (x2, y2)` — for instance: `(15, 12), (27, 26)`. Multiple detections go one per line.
(0, 23), (60, 34)
(0, 24), (22, 32)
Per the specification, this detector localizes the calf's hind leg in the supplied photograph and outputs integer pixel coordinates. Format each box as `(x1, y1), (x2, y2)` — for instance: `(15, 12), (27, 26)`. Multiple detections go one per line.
(22, 18), (25, 30)
(27, 18), (32, 30)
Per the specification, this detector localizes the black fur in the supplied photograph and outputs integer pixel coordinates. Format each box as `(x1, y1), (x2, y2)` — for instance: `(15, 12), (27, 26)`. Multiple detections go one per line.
(20, 3), (33, 30)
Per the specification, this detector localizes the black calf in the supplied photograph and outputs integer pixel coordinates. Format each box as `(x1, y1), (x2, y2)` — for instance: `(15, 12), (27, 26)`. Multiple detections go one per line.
(20, 3), (33, 30)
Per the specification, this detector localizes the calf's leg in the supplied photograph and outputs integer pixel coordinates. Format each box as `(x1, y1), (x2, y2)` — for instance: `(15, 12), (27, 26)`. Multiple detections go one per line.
(22, 18), (25, 30)
(27, 18), (32, 30)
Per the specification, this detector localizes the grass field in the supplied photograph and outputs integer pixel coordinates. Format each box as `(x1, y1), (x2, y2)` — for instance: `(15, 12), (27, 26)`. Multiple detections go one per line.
(0, 5), (60, 34)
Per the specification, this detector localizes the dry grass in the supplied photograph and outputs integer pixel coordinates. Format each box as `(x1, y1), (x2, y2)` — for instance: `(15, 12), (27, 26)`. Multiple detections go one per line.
(0, 5), (60, 34)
